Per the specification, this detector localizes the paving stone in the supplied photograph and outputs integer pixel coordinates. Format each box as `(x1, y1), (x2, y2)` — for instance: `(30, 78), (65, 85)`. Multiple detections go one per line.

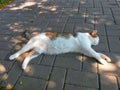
(63, 23), (74, 32)
(68, 15), (85, 23)
(2, 62), (22, 89)
(14, 76), (46, 90)
(0, 50), (9, 60)
(0, 35), (11, 42)
(82, 56), (98, 73)
(98, 53), (120, 75)
(114, 15), (120, 25)
(100, 75), (118, 90)
(101, 1), (119, 8)
(66, 70), (99, 89)
(111, 8), (120, 15)
(95, 15), (115, 25)
(79, 0), (94, 8)
(95, 24), (106, 35)
(61, 8), (78, 16)
(46, 67), (66, 90)
(93, 36), (109, 52)
(23, 64), (52, 80)
(106, 25), (120, 36)
(54, 56), (82, 70)
(74, 23), (94, 32)
(86, 8), (103, 15)
(46, 22), (65, 32)
(41, 55), (55, 66)
(108, 36), (120, 53)
(103, 8), (112, 15)
(78, 8), (86, 15)
(0, 42), (13, 50)
(64, 84), (97, 90)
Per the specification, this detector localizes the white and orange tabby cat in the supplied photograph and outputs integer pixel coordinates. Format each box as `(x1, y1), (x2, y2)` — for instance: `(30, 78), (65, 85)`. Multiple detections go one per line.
(9, 30), (111, 70)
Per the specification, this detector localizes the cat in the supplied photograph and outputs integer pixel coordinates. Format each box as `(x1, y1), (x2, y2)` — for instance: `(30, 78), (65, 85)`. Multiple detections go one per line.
(9, 30), (111, 70)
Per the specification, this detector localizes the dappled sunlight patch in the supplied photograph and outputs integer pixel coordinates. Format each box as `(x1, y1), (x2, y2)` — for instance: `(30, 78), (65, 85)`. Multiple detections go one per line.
(1, 73), (8, 81)
(47, 80), (56, 89)
(10, 1), (36, 10)
(5, 83), (13, 90)
(0, 64), (6, 74)
(76, 55), (83, 62)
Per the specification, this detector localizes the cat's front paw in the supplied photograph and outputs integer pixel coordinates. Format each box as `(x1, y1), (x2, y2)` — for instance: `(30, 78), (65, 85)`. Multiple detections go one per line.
(100, 54), (111, 63)
(99, 59), (108, 65)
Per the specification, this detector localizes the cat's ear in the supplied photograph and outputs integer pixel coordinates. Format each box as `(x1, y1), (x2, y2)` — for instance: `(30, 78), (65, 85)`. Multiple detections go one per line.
(89, 30), (98, 37)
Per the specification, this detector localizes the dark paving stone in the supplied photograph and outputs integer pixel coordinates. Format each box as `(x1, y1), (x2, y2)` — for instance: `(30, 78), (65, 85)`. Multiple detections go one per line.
(0, 50), (10, 60)
(86, 8), (103, 15)
(98, 53), (120, 75)
(101, 1), (119, 8)
(95, 24), (106, 35)
(93, 36), (109, 52)
(108, 36), (120, 53)
(66, 70), (99, 89)
(23, 64), (52, 80)
(82, 56), (98, 73)
(2, 62), (22, 89)
(54, 56), (82, 70)
(41, 55), (56, 66)
(64, 84), (97, 90)
(106, 25), (120, 36)
(100, 75), (118, 90)
(46, 67), (66, 90)
(63, 23), (74, 33)
(14, 76), (46, 90)
(74, 23), (94, 32)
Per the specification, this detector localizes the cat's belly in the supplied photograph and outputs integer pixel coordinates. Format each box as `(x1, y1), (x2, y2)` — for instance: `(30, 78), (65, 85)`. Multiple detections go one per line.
(45, 38), (80, 54)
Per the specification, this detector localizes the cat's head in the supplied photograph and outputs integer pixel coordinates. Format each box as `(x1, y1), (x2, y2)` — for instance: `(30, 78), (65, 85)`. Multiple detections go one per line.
(88, 30), (99, 45)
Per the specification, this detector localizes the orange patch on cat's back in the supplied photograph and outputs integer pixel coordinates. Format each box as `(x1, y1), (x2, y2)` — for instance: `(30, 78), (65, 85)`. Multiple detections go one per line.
(46, 32), (77, 40)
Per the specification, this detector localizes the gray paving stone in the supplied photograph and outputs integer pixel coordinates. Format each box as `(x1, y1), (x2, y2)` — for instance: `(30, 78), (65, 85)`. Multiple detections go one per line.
(74, 23), (94, 32)
(86, 8), (103, 15)
(0, 50), (9, 60)
(106, 25), (120, 36)
(100, 75), (118, 90)
(103, 8), (112, 15)
(14, 76), (46, 90)
(95, 24), (106, 35)
(46, 67), (66, 90)
(64, 84), (97, 90)
(108, 36), (120, 53)
(78, 8), (86, 15)
(66, 70), (99, 89)
(79, 0), (94, 8)
(41, 55), (56, 66)
(82, 56), (98, 73)
(93, 36), (109, 52)
(114, 15), (120, 25)
(111, 8), (120, 15)
(95, 15), (115, 25)
(54, 56), (82, 70)
(63, 23), (74, 32)
(23, 64), (52, 80)
(2, 62), (22, 89)
(101, 1), (119, 8)
(0, 42), (13, 50)
(68, 16), (85, 23)
(98, 53), (120, 75)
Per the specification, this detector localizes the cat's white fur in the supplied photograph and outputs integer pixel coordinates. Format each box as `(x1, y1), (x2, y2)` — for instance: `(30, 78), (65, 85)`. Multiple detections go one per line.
(9, 30), (111, 70)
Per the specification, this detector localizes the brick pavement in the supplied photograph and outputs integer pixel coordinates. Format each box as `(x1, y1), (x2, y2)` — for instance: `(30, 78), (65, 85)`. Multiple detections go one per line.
(0, 0), (120, 90)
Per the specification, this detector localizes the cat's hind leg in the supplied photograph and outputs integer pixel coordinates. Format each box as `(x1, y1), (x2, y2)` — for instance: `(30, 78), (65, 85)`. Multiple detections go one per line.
(22, 50), (42, 70)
